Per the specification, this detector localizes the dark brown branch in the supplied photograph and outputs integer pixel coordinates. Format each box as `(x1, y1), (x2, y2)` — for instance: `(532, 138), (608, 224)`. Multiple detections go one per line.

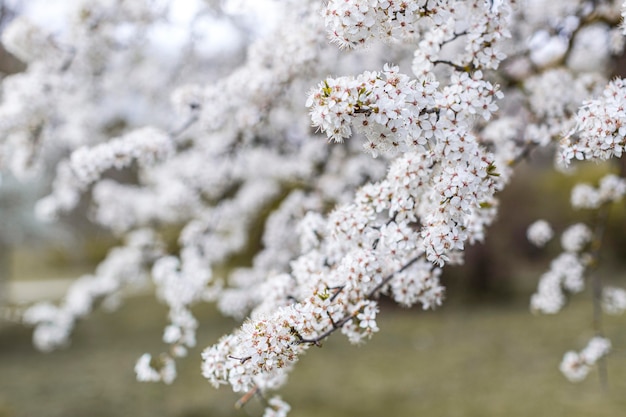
(367, 254), (423, 299)
(329, 285), (345, 302)
(432, 59), (469, 72)
(296, 311), (357, 346)
(228, 355), (252, 364)
(327, 311), (339, 328)
(441, 31), (468, 47)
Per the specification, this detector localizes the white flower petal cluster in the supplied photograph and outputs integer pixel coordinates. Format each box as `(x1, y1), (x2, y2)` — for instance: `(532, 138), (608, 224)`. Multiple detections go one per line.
(0, 0), (194, 185)
(200, 2), (511, 404)
(23, 230), (163, 351)
(560, 336), (611, 382)
(135, 353), (177, 384)
(323, 0), (511, 66)
(323, 0), (428, 48)
(528, 30), (568, 68)
(599, 173), (626, 201)
(307, 64), (438, 150)
(560, 78), (626, 166)
(8, 0), (626, 414)
(571, 173), (626, 209)
(523, 69), (605, 148)
(264, 396), (291, 417)
(531, 252), (586, 314)
(527, 219), (554, 247)
(570, 183), (601, 209)
(36, 127), (174, 220)
(1, 16), (60, 64)
(602, 286), (626, 315)
(560, 223), (592, 253)
(202, 306), (308, 393)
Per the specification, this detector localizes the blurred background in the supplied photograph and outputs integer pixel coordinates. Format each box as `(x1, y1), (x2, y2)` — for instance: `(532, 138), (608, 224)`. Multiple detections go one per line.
(1, 1), (626, 416)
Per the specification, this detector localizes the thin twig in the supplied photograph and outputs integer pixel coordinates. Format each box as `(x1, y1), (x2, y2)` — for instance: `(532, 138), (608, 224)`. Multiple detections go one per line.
(431, 59), (468, 72)
(589, 203), (611, 391)
(508, 142), (538, 166)
(296, 253), (424, 346)
(169, 114), (199, 138)
(235, 385), (260, 409)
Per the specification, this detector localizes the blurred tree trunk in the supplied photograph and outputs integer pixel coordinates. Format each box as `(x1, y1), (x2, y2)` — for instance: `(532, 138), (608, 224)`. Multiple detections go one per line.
(0, 242), (9, 309)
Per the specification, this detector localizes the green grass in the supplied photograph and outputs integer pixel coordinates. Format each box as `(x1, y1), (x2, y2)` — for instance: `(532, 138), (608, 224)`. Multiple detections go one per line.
(286, 301), (626, 417)
(1, 293), (625, 417)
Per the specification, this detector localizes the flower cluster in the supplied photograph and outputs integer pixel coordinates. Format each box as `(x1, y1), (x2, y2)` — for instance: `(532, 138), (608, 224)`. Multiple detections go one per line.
(560, 223), (592, 253)
(263, 396), (291, 417)
(22, 230), (163, 352)
(324, 0), (428, 48)
(527, 219), (554, 247)
(602, 286), (626, 315)
(522, 69), (605, 147)
(530, 160), (626, 382)
(570, 174), (626, 209)
(135, 353), (177, 384)
(323, 0), (511, 63)
(5, 0), (626, 415)
(1, 16), (62, 65)
(560, 336), (611, 382)
(35, 127), (174, 219)
(307, 64), (438, 151)
(560, 78), (626, 166)
(530, 252), (587, 314)
(308, 68), (502, 155)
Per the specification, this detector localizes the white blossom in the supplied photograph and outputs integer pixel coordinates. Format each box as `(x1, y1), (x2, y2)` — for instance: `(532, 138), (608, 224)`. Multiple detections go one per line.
(1, 16), (59, 64)
(571, 183), (601, 209)
(527, 220), (554, 247)
(531, 252), (586, 314)
(5, 0), (626, 412)
(560, 337), (611, 382)
(559, 351), (590, 382)
(571, 174), (626, 210)
(135, 353), (177, 384)
(528, 31), (569, 68)
(560, 223), (592, 253)
(598, 174), (626, 202)
(263, 396), (291, 417)
(560, 78), (626, 166)
(602, 286), (626, 315)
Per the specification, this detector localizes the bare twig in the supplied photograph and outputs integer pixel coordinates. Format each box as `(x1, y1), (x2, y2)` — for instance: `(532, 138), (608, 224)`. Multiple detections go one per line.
(589, 203), (611, 391)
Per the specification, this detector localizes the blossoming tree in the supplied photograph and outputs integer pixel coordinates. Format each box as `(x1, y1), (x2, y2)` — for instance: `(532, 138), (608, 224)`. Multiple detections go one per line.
(2, 0), (626, 415)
